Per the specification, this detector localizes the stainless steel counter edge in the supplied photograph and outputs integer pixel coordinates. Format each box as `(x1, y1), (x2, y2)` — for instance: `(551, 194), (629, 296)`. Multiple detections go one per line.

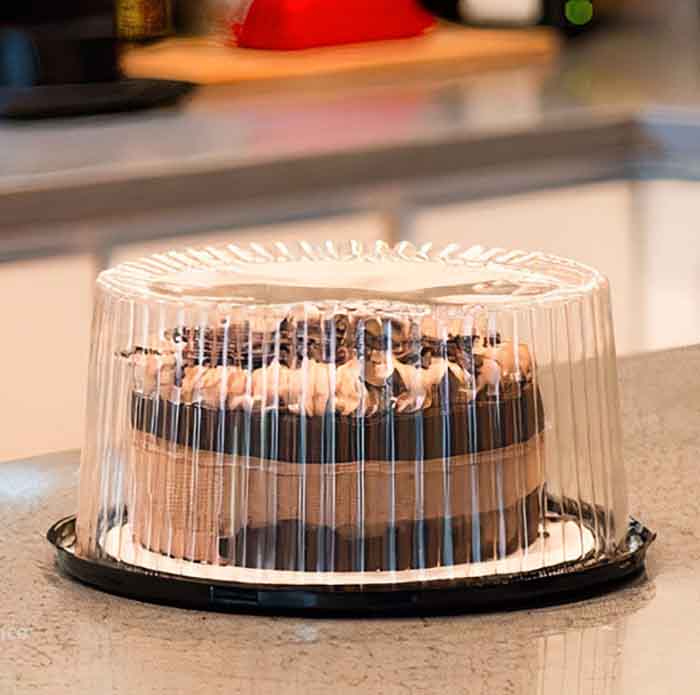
(4, 102), (700, 265)
(0, 108), (643, 263)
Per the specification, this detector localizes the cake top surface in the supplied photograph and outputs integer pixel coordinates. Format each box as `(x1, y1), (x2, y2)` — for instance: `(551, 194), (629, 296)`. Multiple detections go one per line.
(99, 240), (606, 309)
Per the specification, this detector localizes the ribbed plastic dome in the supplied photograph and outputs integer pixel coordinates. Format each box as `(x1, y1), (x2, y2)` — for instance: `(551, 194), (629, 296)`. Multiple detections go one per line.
(76, 240), (630, 589)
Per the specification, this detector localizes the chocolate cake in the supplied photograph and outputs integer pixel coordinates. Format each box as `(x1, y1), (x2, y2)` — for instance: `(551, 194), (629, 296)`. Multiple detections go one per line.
(127, 311), (545, 572)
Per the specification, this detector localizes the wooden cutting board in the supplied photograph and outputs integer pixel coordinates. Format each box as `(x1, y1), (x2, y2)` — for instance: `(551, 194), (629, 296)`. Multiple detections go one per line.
(122, 25), (559, 86)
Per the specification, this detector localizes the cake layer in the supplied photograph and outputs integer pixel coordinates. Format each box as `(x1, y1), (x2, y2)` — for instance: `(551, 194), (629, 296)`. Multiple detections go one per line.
(217, 492), (541, 572)
(130, 430), (545, 569)
(130, 381), (544, 463)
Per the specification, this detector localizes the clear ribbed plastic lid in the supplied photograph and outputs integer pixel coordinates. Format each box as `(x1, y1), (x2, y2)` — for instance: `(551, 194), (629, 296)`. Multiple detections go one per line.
(78, 241), (628, 585)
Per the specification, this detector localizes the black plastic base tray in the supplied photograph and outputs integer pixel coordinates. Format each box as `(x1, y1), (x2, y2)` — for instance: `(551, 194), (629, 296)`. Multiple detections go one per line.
(48, 516), (654, 617)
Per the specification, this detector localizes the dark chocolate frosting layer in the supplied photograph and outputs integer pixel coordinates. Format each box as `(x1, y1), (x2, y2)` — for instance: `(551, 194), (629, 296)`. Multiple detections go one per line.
(131, 377), (544, 463)
(157, 315), (491, 373)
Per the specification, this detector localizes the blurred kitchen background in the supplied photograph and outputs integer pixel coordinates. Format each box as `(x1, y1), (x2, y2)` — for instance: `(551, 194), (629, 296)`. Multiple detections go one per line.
(1, 0), (699, 462)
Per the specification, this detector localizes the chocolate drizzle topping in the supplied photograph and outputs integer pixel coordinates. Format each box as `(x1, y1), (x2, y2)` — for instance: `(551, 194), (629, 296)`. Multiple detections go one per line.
(124, 311), (534, 424)
(149, 313), (499, 379)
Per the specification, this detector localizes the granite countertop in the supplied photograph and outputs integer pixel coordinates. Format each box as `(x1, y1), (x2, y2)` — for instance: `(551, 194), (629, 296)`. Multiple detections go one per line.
(1, 345), (698, 694)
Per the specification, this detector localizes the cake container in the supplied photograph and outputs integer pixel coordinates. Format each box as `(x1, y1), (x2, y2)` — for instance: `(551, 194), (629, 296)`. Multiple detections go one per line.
(49, 240), (654, 615)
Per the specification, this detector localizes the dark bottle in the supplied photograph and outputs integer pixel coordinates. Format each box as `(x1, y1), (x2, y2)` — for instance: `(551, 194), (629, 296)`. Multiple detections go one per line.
(0, 0), (119, 88)
(116, 0), (173, 41)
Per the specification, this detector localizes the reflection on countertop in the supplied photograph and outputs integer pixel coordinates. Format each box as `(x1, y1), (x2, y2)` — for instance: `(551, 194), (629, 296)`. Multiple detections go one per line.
(1, 346), (699, 694)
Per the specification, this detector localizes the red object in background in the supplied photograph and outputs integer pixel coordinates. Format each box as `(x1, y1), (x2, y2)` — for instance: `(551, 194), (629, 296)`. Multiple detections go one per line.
(232, 0), (435, 50)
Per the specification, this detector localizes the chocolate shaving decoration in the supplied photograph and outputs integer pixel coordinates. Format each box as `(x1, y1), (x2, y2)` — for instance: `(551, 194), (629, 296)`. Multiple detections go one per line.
(355, 316), (416, 359)
(134, 312), (518, 401)
(483, 332), (502, 348)
(167, 323), (286, 370)
(293, 314), (353, 365)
